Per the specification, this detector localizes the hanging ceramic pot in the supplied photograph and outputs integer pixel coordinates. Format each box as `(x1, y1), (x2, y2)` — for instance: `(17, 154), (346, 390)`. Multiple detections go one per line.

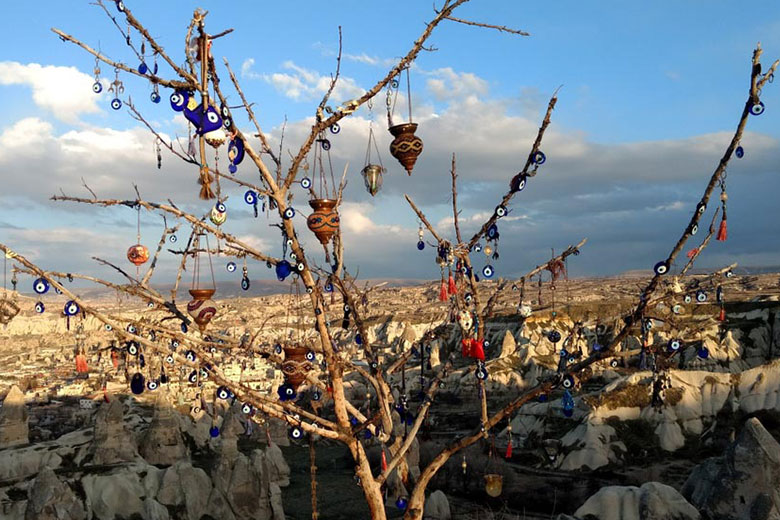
(281, 345), (312, 391)
(484, 474), (503, 497)
(389, 123), (423, 175)
(361, 164), (384, 196)
(127, 244), (150, 266)
(306, 199), (340, 245)
(187, 291), (217, 331)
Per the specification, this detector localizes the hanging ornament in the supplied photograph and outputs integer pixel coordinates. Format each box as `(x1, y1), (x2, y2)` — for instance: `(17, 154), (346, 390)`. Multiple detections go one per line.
(138, 41), (148, 74)
(387, 68), (423, 174)
(416, 222), (425, 251)
(228, 135), (245, 173)
(281, 346), (313, 394)
(241, 262), (250, 291)
(362, 113), (385, 196)
(717, 177), (728, 242)
(210, 201), (227, 226)
(735, 145), (744, 158)
(307, 199), (340, 245)
(92, 56), (102, 93)
(108, 67), (124, 110)
(187, 233), (217, 331)
(127, 205), (149, 269)
(562, 389), (575, 417)
(155, 138), (162, 169)
(33, 277), (50, 295)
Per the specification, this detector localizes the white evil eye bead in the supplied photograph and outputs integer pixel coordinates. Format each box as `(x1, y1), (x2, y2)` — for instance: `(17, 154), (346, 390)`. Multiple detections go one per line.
(216, 202), (226, 213)
(64, 301), (80, 316)
(750, 101), (765, 116)
(684, 294), (692, 304)
(482, 265), (494, 278)
(128, 342), (138, 355)
(200, 368), (209, 379)
(226, 262), (237, 273)
(696, 290), (707, 303)
(241, 403), (252, 414)
(33, 278), (50, 294)
(169, 234), (177, 243)
(216, 386), (230, 399)
(283, 208), (295, 219)
(532, 151), (546, 164)
(92, 82), (103, 94)
(147, 301), (154, 308)
(111, 98), (122, 110)
(653, 261), (669, 275)
(300, 177), (312, 189)
(186, 350), (196, 362)
(244, 190), (257, 205)
(35, 302), (45, 313)
(297, 262), (305, 272)
(165, 355), (174, 364)
(329, 123), (340, 134)
(147, 380), (158, 390)
(305, 351), (316, 362)
(127, 324), (137, 334)
(495, 205), (507, 218)
(725, 270), (734, 278)
(306, 286), (313, 294)
(668, 339), (681, 351)
(644, 319), (654, 330)
(105, 324), (112, 331)
(562, 375), (575, 389)
(289, 426), (303, 440)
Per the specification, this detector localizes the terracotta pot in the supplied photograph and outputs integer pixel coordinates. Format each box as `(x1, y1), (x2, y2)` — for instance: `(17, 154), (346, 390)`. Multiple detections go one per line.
(189, 288), (216, 300)
(389, 123), (423, 175)
(282, 345), (312, 390)
(484, 474), (503, 497)
(306, 199), (340, 245)
(127, 244), (150, 266)
(361, 164), (384, 196)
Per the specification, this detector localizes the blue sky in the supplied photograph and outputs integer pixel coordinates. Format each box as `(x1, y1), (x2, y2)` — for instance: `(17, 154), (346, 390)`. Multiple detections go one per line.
(1, 1), (779, 287)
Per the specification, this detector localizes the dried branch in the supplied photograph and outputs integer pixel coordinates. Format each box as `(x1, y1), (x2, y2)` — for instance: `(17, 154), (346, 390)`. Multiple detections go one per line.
(443, 15), (530, 36)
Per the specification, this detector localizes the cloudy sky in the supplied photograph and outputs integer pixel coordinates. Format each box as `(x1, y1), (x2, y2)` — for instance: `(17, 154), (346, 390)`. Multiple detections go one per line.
(1, 1), (779, 292)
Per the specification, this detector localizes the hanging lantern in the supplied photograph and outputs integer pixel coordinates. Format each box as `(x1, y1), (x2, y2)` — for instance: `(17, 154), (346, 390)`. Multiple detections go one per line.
(306, 199), (340, 245)
(484, 474), (503, 497)
(210, 202), (227, 226)
(187, 233), (217, 331)
(127, 244), (150, 266)
(361, 164), (384, 196)
(389, 123), (423, 175)
(281, 345), (313, 392)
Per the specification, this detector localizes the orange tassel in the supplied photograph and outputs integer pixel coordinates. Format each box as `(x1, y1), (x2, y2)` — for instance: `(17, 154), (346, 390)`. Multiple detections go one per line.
(381, 450), (388, 472)
(75, 354), (88, 373)
(448, 274), (456, 295)
(716, 218), (727, 241)
(439, 280), (447, 302)
(505, 440), (512, 459)
(719, 308), (726, 322)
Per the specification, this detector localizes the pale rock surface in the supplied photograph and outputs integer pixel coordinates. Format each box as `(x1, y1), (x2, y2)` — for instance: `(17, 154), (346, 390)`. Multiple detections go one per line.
(24, 466), (85, 520)
(499, 330), (516, 358)
(572, 481), (699, 520)
(81, 468), (146, 520)
(0, 385), (29, 448)
(265, 442), (290, 487)
(156, 461), (213, 519)
(424, 490), (451, 520)
(140, 393), (189, 465)
(89, 398), (139, 465)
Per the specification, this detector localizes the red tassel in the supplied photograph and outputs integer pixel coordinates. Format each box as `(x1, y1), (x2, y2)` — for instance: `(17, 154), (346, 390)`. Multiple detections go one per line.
(719, 308), (726, 322)
(439, 280), (447, 302)
(75, 354), (88, 373)
(472, 339), (485, 361)
(461, 338), (472, 357)
(686, 248), (698, 259)
(448, 273), (457, 295)
(103, 391), (110, 403)
(717, 218), (727, 242)
(505, 440), (513, 459)
(381, 450), (388, 472)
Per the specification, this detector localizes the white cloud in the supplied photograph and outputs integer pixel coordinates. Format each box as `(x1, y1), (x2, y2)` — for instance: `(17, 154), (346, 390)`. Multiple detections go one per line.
(425, 67), (489, 101)
(0, 61), (101, 123)
(243, 59), (364, 103)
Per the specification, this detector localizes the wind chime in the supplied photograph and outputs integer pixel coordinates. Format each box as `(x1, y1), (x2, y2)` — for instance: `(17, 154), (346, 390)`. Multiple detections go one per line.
(0, 254), (20, 325)
(386, 67), (423, 175)
(127, 204), (150, 275)
(436, 242), (456, 302)
(361, 101), (385, 197)
(306, 132), (341, 254)
(187, 232), (217, 331)
(717, 170), (729, 242)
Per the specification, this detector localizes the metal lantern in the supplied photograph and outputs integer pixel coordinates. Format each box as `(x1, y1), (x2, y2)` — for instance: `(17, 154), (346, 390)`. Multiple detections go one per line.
(187, 233), (217, 331)
(361, 164), (384, 197)
(484, 474), (503, 497)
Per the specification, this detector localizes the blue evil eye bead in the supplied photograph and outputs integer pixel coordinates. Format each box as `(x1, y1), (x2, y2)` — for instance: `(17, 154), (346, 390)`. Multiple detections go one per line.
(548, 330), (562, 343)
(673, 304), (682, 314)
(464, 292), (474, 304)
(210, 426), (220, 438)
(750, 101), (765, 116)
(216, 386), (231, 400)
(171, 339), (179, 349)
(127, 324), (138, 334)
(495, 205), (508, 218)
(296, 262), (305, 272)
(64, 300), (80, 316)
(274, 344), (283, 355)
(215, 201), (226, 213)
(169, 234), (177, 243)
(610, 358), (619, 368)
(283, 207), (295, 219)
(54, 286), (62, 294)
(277, 384), (296, 401)
(643, 319), (654, 331)
(188, 370), (198, 383)
(181, 322), (188, 333)
(185, 350), (196, 362)
(150, 91), (161, 103)
(362, 429), (373, 440)
(320, 139), (331, 150)
(559, 349), (568, 358)
(487, 224), (499, 240)
(562, 374), (575, 389)
(668, 338), (681, 352)
(684, 294), (692, 304)
(241, 276), (250, 291)
(165, 354), (174, 364)
(275, 260), (292, 281)
(170, 90), (188, 112)
(696, 202), (706, 215)
(510, 174), (527, 193)
(482, 265), (495, 279)
(538, 393), (548, 402)
(355, 333), (363, 345)
(305, 350), (316, 362)
(416, 240), (425, 251)
(592, 342), (602, 352)
(532, 151), (546, 165)
(735, 146), (744, 159)
(689, 222), (699, 235)
(324, 282), (334, 293)
(35, 302), (45, 314)
(160, 371), (168, 384)
(138, 62), (148, 75)
(127, 342), (139, 356)
(697, 347), (709, 359)
(244, 190), (257, 205)
(474, 243), (482, 253)
(241, 403), (252, 414)
(147, 301), (154, 309)
(226, 262), (237, 273)
(563, 407), (574, 418)
(289, 426), (303, 440)
(475, 365), (488, 380)
(329, 123), (340, 134)
(92, 82), (103, 94)
(130, 373), (145, 394)
(696, 290), (707, 303)
(33, 278), (50, 294)
(300, 177), (312, 189)
(395, 496), (408, 511)
(653, 260), (669, 275)
(147, 380), (159, 391)
(725, 270), (734, 278)
(110, 98), (122, 110)
(115, 0), (125, 12)
(312, 390), (321, 402)
(228, 163), (237, 174)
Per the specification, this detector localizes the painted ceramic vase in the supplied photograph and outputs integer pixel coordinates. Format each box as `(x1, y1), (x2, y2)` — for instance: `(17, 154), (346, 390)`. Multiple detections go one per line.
(306, 198), (340, 245)
(389, 123), (423, 175)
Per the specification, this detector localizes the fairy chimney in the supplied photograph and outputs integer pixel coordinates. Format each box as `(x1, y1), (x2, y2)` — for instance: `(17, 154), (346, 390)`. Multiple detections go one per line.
(0, 385), (29, 448)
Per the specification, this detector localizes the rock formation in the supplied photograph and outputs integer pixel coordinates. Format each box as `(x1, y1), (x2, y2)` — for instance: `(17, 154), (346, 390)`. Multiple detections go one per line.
(0, 385), (29, 448)
(561, 481), (700, 520)
(89, 397), (139, 465)
(24, 466), (85, 520)
(140, 393), (189, 466)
